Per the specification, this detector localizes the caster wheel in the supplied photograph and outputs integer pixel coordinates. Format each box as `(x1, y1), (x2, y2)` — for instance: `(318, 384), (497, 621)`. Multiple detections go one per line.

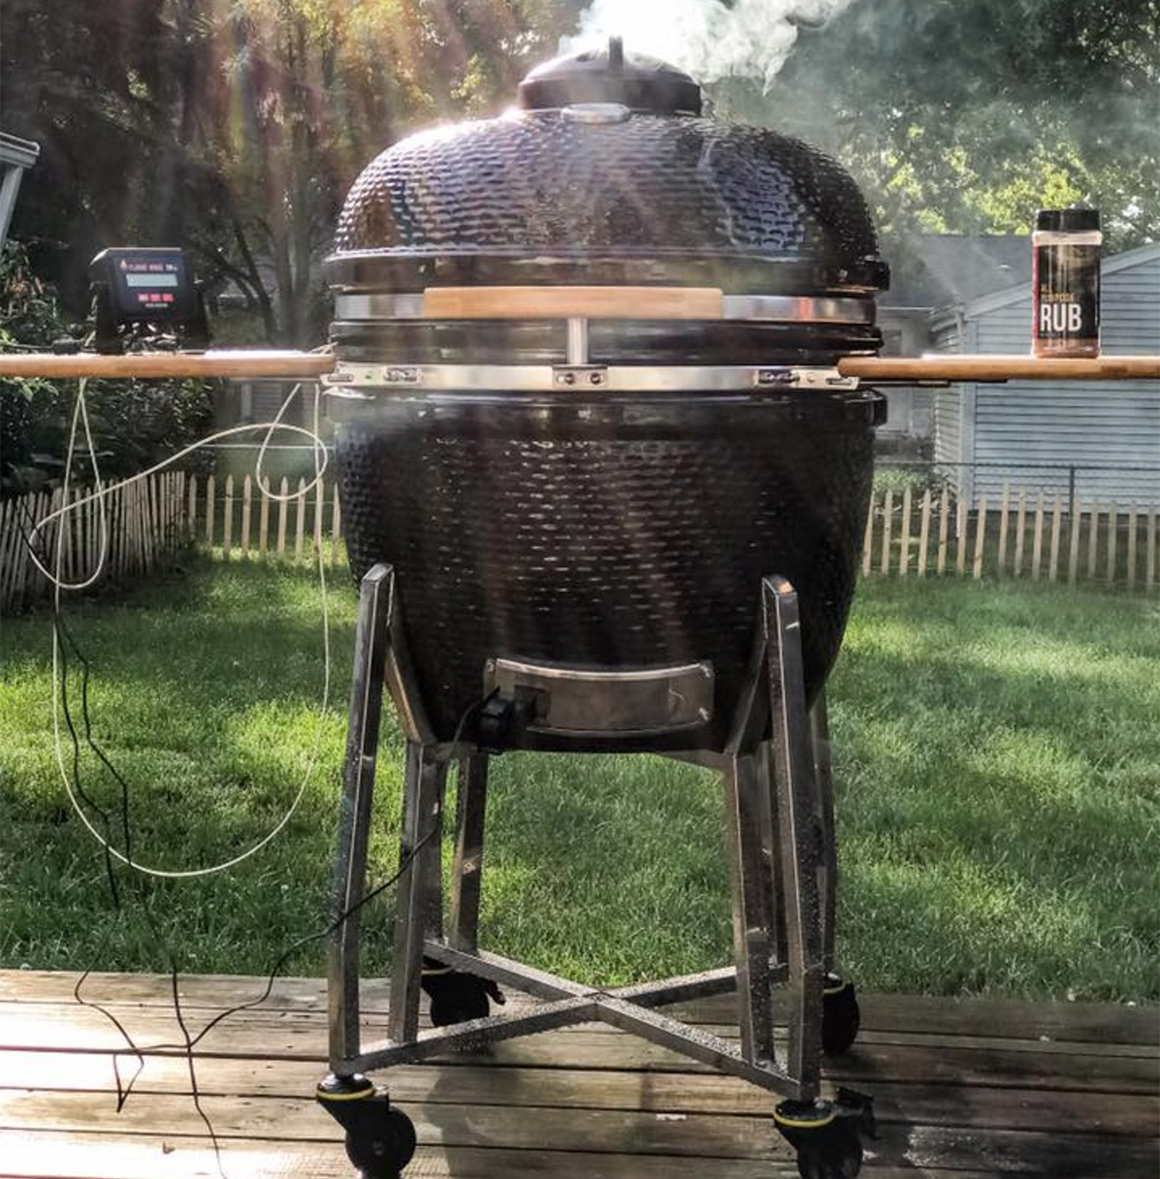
(776, 1089), (873, 1179)
(796, 1134), (862, 1179)
(316, 1075), (416, 1178)
(344, 1106), (416, 1178)
(422, 959), (505, 1027)
(822, 975), (860, 1055)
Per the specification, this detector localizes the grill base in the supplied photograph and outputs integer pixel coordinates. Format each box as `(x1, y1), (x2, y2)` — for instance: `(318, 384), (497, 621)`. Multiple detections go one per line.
(319, 567), (873, 1176)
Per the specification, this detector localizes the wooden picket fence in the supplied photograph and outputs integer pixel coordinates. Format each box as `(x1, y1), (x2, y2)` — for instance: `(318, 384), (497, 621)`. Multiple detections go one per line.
(862, 484), (1159, 590)
(190, 472), (344, 565)
(0, 472), (190, 613)
(4, 472), (1158, 613)
(0, 471), (344, 613)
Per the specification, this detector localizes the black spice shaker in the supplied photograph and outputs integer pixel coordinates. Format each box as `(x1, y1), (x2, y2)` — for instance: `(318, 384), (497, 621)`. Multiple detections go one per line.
(1032, 207), (1101, 357)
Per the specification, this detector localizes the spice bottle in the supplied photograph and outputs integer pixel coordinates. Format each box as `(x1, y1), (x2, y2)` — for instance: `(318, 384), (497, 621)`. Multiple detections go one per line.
(1032, 208), (1101, 357)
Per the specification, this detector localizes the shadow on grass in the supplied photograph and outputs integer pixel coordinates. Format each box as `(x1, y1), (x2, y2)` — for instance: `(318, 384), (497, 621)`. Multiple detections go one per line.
(2, 564), (1156, 1000)
(3, 558), (358, 713)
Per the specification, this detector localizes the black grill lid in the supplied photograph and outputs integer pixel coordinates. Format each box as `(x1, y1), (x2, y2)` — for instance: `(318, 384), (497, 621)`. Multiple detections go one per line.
(328, 44), (889, 297)
(518, 37), (704, 115)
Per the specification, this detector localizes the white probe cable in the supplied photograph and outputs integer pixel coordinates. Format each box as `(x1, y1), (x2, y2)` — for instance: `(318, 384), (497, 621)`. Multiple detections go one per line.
(27, 385), (330, 584)
(48, 379), (333, 879)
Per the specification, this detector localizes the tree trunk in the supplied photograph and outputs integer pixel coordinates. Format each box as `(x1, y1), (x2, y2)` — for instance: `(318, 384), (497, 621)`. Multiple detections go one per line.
(232, 220), (278, 343)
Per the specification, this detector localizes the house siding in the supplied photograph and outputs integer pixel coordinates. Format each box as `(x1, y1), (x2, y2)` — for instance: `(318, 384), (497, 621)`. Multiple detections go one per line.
(877, 310), (936, 441)
(931, 317), (964, 477)
(932, 246), (1160, 507)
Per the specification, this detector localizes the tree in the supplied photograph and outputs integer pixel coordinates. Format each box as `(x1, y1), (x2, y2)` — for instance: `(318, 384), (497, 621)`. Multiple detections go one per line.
(715, 0), (1160, 256)
(8, 0), (1155, 325)
(2, 0), (582, 344)
(195, 0), (581, 345)
(0, 0), (223, 305)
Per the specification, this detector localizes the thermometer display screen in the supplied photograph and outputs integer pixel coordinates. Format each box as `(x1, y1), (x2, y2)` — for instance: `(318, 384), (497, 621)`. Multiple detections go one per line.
(92, 248), (197, 319)
(125, 273), (180, 289)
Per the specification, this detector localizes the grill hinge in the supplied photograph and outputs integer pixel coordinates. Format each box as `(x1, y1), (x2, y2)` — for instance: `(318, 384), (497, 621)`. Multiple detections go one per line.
(754, 367), (860, 390)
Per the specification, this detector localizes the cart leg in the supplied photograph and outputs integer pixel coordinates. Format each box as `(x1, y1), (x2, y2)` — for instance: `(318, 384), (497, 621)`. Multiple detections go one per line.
(809, 688), (862, 1055)
(810, 691), (837, 973)
(758, 739), (789, 970)
(723, 750), (777, 1068)
(763, 576), (825, 1100)
(327, 565), (393, 1069)
(388, 743), (448, 1045)
(449, 753), (489, 952)
(420, 757), (446, 945)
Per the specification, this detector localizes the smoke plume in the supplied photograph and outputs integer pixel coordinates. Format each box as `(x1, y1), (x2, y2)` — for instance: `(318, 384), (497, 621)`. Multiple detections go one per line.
(563, 0), (861, 91)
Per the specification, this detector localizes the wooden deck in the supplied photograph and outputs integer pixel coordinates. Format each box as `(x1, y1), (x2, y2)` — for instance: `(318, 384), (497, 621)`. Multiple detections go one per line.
(0, 971), (1155, 1178)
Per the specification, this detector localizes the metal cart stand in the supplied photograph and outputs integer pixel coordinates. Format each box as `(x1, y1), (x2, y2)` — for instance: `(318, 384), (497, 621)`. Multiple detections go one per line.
(316, 563), (873, 1178)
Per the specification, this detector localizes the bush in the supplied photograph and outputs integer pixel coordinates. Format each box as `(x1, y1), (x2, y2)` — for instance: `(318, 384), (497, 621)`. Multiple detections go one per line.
(0, 242), (215, 497)
(873, 464), (952, 498)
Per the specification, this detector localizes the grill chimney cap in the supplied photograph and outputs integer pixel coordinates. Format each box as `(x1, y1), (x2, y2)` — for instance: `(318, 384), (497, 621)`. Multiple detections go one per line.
(518, 38), (703, 115)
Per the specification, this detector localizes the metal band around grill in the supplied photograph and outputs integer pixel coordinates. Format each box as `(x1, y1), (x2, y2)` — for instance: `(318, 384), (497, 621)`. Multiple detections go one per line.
(333, 293), (874, 325)
(324, 363), (861, 393)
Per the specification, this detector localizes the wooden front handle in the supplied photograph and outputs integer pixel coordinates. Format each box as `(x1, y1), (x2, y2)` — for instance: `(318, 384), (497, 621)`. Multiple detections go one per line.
(0, 351), (337, 381)
(422, 285), (725, 321)
(837, 355), (1160, 382)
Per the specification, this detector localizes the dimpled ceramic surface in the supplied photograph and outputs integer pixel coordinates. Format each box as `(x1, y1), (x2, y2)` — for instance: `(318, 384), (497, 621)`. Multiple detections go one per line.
(334, 393), (879, 749)
(332, 112), (885, 291)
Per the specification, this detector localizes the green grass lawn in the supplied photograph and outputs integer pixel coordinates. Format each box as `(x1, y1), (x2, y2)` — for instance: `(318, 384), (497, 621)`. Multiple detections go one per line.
(1, 559), (1157, 1001)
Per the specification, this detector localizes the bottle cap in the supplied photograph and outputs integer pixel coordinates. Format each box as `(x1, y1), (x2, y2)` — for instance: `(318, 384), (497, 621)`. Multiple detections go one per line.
(1036, 207), (1100, 232)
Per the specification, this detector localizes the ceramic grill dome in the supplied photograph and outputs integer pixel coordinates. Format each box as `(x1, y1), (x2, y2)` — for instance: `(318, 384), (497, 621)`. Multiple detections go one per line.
(330, 42), (887, 294)
(326, 41), (890, 751)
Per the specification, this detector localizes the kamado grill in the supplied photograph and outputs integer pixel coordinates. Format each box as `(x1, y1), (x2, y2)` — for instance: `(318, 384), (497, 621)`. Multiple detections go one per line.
(317, 40), (886, 1178)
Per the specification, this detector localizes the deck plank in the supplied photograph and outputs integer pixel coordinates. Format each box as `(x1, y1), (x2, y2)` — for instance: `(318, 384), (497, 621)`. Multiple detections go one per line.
(0, 1134), (786, 1179)
(3, 1091), (1158, 1171)
(0, 1130), (1024, 1179)
(2, 1002), (1154, 1066)
(3, 1039), (1157, 1098)
(0, 972), (1155, 1178)
(4, 1079), (1157, 1139)
(4, 972), (1155, 1046)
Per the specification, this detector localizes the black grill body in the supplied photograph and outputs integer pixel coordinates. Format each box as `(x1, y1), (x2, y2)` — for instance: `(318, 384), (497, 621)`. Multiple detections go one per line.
(320, 48), (893, 1134)
(335, 389), (880, 750)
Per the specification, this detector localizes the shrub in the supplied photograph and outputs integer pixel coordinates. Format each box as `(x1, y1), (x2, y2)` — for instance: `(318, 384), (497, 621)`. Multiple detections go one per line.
(873, 464), (952, 498)
(0, 242), (214, 497)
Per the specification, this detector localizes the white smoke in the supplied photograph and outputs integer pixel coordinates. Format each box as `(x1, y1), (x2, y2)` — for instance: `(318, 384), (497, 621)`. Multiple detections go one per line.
(563, 0), (860, 92)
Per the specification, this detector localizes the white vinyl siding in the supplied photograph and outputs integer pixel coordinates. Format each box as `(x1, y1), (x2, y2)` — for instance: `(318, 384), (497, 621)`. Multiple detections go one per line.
(932, 245), (1160, 507)
(932, 317), (965, 477)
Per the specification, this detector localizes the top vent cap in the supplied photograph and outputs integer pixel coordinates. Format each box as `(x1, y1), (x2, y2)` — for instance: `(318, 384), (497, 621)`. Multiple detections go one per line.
(1035, 207), (1100, 233)
(518, 37), (704, 116)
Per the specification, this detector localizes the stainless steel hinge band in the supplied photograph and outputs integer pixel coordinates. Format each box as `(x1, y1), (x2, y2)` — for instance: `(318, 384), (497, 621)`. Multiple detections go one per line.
(332, 293), (874, 326)
(323, 364), (861, 394)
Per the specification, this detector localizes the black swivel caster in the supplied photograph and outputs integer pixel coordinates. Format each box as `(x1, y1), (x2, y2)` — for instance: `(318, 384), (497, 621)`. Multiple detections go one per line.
(775, 1088), (874, 1179)
(316, 1074), (417, 1178)
(822, 974), (860, 1055)
(421, 957), (505, 1027)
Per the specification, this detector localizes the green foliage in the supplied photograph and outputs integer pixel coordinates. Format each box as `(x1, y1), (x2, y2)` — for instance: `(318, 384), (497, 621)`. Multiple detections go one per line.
(873, 464), (950, 498)
(2, 561), (1156, 1000)
(0, 243), (215, 497)
(2, 0), (1154, 340)
(717, 0), (1160, 256)
(0, 0), (585, 343)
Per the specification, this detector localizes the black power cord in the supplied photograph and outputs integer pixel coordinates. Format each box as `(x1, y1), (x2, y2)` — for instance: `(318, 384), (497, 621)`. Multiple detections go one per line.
(18, 498), (493, 1177)
(40, 502), (220, 1169)
(137, 691), (494, 1057)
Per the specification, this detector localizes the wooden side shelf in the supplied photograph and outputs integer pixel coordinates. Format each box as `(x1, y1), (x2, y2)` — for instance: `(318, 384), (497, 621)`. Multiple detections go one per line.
(838, 354), (1160, 382)
(0, 351), (335, 380)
